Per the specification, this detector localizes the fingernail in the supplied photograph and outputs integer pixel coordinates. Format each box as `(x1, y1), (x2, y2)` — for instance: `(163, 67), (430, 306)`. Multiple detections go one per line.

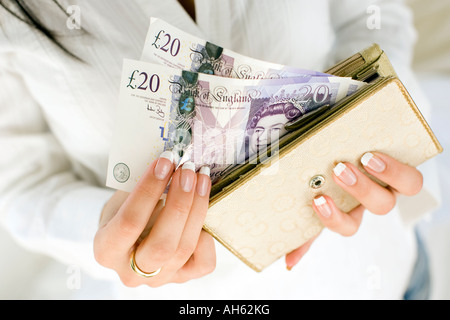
(154, 151), (174, 180)
(333, 162), (357, 186)
(314, 196), (332, 218)
(361, 152), (386, 173)
(180, 162), (196, 192)
(197, 166), (211, 197)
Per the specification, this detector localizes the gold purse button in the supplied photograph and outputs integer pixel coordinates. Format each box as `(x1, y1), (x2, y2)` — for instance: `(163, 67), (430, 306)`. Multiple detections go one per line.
(310, 175), (325, 189)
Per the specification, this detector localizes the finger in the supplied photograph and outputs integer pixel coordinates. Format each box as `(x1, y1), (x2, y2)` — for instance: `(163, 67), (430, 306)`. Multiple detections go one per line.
(101, 151), (175, 253)
(313, 195), (365, 236)
(174, 230), (216, 283)
(285, 234), (319, 270)
(169, 167), (212, 271)
(136, 198), (165, 244)
(361, 152), (423, 196)
(332, 162), (397, 215)
(98, 190), (129, 229)
(134, 161), (197, 272)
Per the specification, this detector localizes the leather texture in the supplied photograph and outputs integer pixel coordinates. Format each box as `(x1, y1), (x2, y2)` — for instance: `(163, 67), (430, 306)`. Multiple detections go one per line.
(203, 78), (443, 272)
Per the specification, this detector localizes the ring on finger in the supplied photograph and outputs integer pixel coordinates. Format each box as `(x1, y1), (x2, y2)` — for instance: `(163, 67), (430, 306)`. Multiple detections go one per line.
(130, 249), (162, 278)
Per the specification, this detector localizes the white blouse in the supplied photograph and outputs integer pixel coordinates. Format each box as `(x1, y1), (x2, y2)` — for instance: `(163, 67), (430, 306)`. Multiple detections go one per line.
(0, 0), (439, 299)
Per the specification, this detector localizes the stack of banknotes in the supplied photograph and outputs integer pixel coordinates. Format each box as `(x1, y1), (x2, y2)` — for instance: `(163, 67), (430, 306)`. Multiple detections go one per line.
(106, 18), (367, 192)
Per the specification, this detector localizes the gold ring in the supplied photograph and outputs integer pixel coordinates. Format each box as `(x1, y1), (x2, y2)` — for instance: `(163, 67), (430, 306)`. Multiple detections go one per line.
(130, 249), (162, 278)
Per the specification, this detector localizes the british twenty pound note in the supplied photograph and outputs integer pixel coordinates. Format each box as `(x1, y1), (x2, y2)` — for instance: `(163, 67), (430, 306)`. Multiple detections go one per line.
(142, 17), (331, 79)
(106, 59), (366, 192)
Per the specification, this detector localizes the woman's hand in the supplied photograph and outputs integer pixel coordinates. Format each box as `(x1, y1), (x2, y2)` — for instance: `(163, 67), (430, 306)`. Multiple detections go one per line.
(285, 152), (424, 270)
(94, 151), (215, 287)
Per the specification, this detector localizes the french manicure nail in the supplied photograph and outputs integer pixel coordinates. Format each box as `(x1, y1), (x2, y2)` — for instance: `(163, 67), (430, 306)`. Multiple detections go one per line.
(154, 151), (174, 180)
(180, 162), (195, 192)
(333, 162), (357, 186)
(361, 152), (386, 173)
(199, 166), (210, 177)
(197, 166), (211, 197)
(314, 196), (332, 218)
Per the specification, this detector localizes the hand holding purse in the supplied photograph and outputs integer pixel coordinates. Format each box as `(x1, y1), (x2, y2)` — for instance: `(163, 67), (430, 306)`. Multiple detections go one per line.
(203, 44), (443, 272)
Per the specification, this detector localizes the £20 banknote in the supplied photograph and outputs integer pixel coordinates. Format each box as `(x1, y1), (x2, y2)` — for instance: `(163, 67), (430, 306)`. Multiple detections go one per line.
(106, 59), (366, 192)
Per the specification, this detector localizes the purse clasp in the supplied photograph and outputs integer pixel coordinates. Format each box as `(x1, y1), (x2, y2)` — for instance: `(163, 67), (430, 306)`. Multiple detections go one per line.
(310, 175), (325, 189)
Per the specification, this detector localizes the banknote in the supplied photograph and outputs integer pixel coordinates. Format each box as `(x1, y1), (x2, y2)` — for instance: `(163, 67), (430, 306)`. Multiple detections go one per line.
(106, 59), (366, 192)
(141, 18), (331, 79)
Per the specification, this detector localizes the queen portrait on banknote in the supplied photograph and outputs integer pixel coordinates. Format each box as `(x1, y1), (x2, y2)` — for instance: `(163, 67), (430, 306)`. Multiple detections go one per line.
(245, 101), (301, 157)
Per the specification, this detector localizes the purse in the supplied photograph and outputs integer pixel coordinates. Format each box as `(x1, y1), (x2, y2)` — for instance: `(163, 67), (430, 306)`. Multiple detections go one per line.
(202, 44), (443, 272)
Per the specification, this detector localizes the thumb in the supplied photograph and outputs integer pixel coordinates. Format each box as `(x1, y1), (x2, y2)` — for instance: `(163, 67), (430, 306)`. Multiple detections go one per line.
(285, 234), (320, 270)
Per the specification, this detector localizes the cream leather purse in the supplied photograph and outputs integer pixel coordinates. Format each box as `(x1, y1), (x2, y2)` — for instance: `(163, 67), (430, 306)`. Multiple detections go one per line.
(203, 44), (443, 272)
